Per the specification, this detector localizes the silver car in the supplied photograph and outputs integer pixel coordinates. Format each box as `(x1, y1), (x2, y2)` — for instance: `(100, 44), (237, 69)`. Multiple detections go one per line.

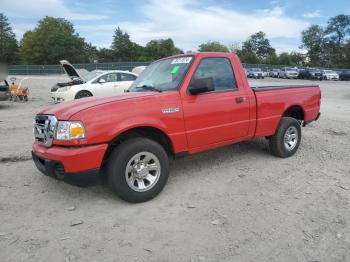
(269, 69), (280, 78)
(279, 67), (299, 79)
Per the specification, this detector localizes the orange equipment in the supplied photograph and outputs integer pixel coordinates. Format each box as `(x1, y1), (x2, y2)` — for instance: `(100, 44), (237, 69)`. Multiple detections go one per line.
(9, 77), (29, 102)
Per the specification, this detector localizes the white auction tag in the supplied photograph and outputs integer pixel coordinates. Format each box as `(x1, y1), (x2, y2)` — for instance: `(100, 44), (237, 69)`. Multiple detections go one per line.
(171, 57), (192, 64)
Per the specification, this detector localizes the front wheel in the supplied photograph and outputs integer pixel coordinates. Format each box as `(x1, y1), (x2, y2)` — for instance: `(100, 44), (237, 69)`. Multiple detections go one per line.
(269, 117), (301, 158)
(75, 90), (92, 99)
(107, 138), (170, 203)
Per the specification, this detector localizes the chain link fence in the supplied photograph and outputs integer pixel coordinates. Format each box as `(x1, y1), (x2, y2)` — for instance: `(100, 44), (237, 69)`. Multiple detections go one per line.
(7, 62), (347, 75)
(8, 62), (150, 75)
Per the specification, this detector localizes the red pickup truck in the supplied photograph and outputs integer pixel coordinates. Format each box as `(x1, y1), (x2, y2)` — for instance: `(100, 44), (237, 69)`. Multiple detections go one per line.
(32, 52), (321, 202)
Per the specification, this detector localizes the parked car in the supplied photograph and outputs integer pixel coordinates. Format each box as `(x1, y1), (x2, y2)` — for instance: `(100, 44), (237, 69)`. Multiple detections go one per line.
(278, 67), (299, 79)
(32, 52), (321, 203)
(0, 79), (10, 101)
(269, 69), (280, 78)
(298, 68), (323, 80)
(51, 60), (138, 103)
(322, 70), (339, 80)
(247, 68), (264, 79)
(132, 66), (147, 76)
(262, 70), (269, 78)
(339, 70), (350, 81)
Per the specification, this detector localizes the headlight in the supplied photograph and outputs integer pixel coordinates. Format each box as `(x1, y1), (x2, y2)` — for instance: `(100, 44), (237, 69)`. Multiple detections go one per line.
(56, 121), (85, 140)
(58, 86), (71, 92)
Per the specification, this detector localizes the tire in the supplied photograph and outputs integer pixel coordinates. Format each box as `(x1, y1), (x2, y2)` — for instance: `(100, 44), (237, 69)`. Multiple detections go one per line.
(269, 117), (301, 158)
(75, 90), (92, 99)
(107, 138), (170, 203)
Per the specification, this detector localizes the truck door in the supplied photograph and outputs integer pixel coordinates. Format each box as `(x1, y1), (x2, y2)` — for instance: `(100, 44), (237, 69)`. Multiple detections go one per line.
(181, 57), (250, 149)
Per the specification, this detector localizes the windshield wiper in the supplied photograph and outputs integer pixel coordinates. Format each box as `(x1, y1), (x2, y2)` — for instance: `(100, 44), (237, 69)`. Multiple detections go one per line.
(135, 85), (162, 93)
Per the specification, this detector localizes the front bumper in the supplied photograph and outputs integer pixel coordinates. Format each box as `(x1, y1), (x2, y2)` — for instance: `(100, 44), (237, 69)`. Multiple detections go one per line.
(32, 152), (100, 184)
(325, 75), (339, 80)
(32, 143), (108, 183)
(51, 91), (74, 103)
(311, 75), (323, 80)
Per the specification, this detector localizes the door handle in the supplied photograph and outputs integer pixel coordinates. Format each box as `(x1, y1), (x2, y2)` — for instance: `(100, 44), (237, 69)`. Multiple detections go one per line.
(235, 97), (246, 104)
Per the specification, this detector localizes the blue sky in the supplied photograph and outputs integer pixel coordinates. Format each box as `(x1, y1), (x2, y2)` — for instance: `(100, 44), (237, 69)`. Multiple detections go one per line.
(1, 0), (349, 53)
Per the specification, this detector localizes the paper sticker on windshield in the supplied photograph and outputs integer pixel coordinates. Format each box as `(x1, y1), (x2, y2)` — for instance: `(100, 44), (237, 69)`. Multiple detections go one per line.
(171, 57), (192, 64)
(171, 65), (180, 74)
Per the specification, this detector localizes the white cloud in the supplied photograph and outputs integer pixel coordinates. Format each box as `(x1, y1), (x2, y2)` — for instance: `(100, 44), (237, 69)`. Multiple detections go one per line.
(12, 23), (36, 39)
(270, 42), (307, 54)
(115, 0), (309, 52)
(303, 10), (322, 19)
(5, 0), (310, 53)
(1, 0), (108, 20)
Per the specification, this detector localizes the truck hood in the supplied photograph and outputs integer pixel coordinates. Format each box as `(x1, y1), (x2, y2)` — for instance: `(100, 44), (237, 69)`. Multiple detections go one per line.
(39, 92), (154, 120)
(60, 60), (81, 79)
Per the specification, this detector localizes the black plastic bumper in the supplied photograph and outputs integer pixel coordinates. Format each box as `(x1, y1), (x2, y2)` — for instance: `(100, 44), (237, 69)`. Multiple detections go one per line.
(32, 151), (100, 185)
(303, 112), (321, 126)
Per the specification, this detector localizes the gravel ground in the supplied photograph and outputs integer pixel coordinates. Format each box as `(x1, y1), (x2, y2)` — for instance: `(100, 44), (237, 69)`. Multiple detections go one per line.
(0, 76), (349, 262)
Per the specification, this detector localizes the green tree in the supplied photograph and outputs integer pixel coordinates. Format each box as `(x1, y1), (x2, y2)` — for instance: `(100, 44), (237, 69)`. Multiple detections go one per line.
(242, 31), (275, 60)
(301, 25), (325, 66)
(20, 17), (92, 64)
(111, 27), (138, 61)
(288, 52), (305, 66)
(97, 48), (114, 62)
(235, 49), (260, 64)
(342, 40), (350, 68)
(277, 52), (292, 65)
(198, 41), (229, 52)
(264, 53), (279, 65)
(323, 15), (350, 68)
(0, 13), (19, 64)
(83, 43), (99, 63)
(325, 14), (350, 44)
(145, 38), (183, 60)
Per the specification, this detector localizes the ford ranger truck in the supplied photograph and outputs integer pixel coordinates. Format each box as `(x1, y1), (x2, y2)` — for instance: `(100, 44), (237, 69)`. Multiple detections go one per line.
(32, 52), (321, 203)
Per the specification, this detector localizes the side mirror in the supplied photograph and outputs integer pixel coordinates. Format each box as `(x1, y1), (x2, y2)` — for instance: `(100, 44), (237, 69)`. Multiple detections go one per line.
(188, 77), (215, 95)
(98, 78), (106, 84)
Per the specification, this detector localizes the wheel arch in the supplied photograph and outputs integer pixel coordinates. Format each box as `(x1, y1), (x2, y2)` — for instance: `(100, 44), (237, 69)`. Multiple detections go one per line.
(74, 89), (93, 99)
(282, 105), (305, 122)
(102, 126), (174, 164)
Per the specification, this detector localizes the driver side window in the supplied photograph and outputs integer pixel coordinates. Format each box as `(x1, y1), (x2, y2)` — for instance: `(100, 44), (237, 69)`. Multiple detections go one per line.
(191, 58), (237, 91)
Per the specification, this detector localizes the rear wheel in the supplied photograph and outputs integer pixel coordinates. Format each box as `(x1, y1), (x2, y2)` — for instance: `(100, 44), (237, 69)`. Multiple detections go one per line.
(269, 117), (301, 158)
(75, 90), (92, 99)
(107, 138), (170, 203)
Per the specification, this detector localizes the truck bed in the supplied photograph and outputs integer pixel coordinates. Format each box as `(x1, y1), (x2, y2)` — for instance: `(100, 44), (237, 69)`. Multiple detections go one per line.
(251, 84), (321, 137)
(251, 84), (319, 92)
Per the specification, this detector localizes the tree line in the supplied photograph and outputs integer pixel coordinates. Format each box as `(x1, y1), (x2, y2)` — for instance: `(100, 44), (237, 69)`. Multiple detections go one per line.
(0, 13), (349, 68)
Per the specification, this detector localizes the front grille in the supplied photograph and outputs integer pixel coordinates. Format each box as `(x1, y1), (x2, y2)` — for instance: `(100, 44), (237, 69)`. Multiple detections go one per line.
(33, 115), (57, 147)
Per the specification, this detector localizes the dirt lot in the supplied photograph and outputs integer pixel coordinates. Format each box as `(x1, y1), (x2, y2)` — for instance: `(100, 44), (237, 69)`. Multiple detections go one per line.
(0, 76), (349, 262)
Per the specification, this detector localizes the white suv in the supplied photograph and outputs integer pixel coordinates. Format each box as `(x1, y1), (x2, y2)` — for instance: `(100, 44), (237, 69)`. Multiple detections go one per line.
(51, 60), (138, 103)
(278, 67), (298, 79)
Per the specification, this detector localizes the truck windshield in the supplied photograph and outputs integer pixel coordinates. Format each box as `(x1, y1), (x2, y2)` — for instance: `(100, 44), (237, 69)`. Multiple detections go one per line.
(129, 56), (193, 92)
